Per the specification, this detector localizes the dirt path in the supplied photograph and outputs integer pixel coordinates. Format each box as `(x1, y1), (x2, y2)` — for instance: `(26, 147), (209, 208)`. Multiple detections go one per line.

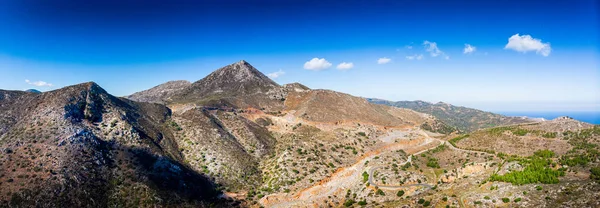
(259, 130), (434, 208)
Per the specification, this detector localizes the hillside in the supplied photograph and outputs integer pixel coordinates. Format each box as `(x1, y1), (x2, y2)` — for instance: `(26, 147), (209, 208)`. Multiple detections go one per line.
(126, 80), (191, 104)
(368, 99), (532, 132)
(0, 82), (229, 207)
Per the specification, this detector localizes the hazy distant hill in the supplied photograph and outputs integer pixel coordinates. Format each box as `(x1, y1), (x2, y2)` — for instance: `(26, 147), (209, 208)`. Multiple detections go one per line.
(368, 99), (532, 132)
(25, 89), (41, 94)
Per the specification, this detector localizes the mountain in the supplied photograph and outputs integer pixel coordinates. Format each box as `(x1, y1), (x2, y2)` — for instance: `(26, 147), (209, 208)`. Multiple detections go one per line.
(0, 82), (229, 207)
(128, 60), (287, 111)
(24, 89), (41, 94)
(126, 80), (191, 104)
(368, 99), (532, 132)
(124, 61), (454, 199)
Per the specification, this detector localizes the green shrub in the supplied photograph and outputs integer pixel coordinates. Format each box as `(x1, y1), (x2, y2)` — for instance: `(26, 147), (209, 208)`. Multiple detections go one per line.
(343, 199), (356, 207)
(418, 199), (425, 204)
(514, 198), (522, 202)
(423, 201), (431, 206)
(396, 190), (404, 197)
(512, 128), (529, 136)
(376, 189), (385, 196)
(357, 200), (367, 205)
(426, 157), (441, 168)
(362, 171), (369, 183)
(449, 134), (469, 146)
(490, 150), (564, 185)
(502, 198), (510, 203)
(542, 132), (557, 138)
(591, 167), (600, 181)
(561, 154), (589, 167)
(534, 150), (555, 158)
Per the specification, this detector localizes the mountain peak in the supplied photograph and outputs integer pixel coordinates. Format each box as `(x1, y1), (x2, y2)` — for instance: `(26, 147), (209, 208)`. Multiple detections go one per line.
(195, 60), (278, 87)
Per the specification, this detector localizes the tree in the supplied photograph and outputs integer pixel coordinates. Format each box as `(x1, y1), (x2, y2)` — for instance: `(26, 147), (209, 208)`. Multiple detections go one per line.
(362, 171), (369, 183)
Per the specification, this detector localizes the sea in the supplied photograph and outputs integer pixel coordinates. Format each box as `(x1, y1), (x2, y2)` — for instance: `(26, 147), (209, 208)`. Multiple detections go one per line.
(496, 111), (600, 125)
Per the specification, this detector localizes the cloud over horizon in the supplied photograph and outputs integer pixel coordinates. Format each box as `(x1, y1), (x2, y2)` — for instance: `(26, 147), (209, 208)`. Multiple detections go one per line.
(504, 34), (551, 56)
(304, 58), (332, 71)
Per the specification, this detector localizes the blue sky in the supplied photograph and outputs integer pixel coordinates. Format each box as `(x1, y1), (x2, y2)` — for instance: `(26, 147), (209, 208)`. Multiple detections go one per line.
(0, 0), (598, 112)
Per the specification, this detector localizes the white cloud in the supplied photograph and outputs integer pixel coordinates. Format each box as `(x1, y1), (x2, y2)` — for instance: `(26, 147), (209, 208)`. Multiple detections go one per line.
(267, 70), (285, 79)
(463, 44), (476, 54)
(336, 62), (354, 70)
(303, 58), (332, 71)
(405, 45), (413, 49)
(377, 57), (391, 64)
(25, 79), (53, 87)
(423, 40), (445, 57)
(406, 54), (424, 60)
(504, 34), (551, 56)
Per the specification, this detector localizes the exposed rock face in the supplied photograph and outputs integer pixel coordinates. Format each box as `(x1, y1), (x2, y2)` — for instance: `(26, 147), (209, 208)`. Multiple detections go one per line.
(126, 80), (191, 104)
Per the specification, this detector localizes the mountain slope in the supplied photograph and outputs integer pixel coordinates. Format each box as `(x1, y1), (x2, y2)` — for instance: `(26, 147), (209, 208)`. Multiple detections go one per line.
(368, 99), (532, 132)
(126, 80), (191, 104)
(0, 82), (228, 207)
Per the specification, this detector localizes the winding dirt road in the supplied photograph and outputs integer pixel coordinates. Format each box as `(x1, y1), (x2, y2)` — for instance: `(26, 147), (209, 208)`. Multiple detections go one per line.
(259, 130), (439, 207)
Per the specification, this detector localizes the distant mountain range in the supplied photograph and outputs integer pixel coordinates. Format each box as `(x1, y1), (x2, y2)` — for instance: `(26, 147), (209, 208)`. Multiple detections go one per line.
(367, 98), (532, 132)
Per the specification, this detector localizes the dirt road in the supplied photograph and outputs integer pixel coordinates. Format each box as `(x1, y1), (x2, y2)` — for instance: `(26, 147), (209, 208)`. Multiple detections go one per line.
(259, 129), (437, 208)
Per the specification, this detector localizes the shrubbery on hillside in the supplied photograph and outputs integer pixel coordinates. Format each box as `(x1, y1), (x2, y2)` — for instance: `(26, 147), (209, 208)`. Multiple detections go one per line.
(489, 150), (565, 185)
